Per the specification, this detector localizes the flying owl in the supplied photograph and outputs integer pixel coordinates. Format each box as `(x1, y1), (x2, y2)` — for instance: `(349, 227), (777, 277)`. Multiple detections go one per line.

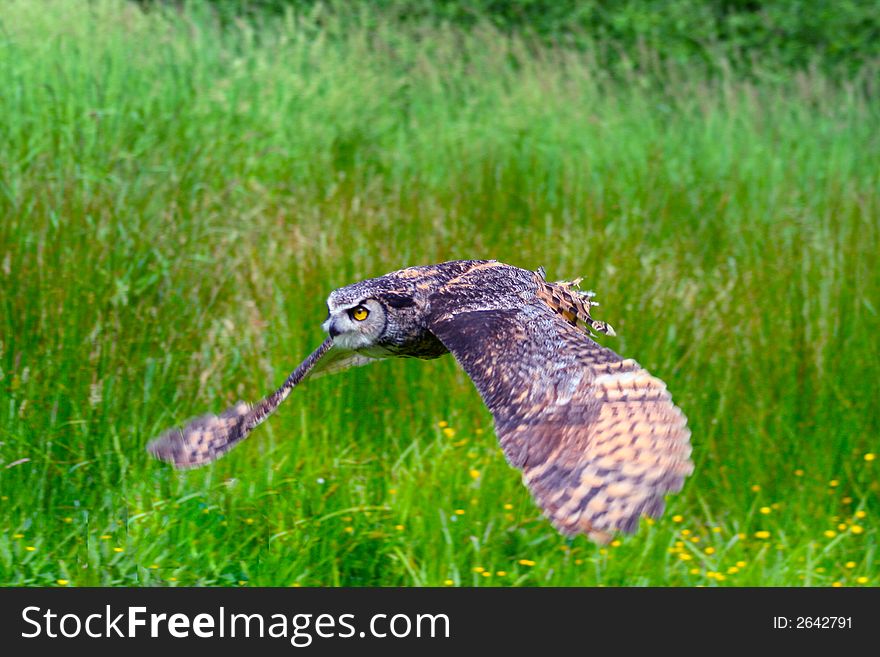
(148, 260), (692, 543)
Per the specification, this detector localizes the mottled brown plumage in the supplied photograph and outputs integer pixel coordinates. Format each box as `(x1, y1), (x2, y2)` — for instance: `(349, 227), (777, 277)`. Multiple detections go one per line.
(148, 259), (693, 542)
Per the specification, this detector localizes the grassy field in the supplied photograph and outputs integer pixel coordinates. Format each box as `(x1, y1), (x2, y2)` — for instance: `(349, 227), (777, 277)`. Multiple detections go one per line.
(0, 0), (878, 587)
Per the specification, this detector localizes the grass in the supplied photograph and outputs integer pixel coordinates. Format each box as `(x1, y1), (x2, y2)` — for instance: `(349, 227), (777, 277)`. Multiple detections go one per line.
(0, 0), (878, 587)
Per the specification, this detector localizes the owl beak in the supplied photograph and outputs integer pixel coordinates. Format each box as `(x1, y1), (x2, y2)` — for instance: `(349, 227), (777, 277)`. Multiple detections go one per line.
(325, 319), (342, 338)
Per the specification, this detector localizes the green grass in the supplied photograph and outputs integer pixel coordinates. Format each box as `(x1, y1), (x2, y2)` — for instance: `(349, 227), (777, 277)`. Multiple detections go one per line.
(0, 0), (878, 587)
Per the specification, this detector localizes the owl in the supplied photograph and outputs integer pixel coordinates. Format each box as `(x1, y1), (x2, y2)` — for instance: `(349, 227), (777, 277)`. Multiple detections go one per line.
(148, 260), (693, 543)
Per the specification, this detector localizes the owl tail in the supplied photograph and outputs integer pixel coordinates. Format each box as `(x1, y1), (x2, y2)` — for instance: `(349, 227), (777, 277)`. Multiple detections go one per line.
(535, 275), (616, 337)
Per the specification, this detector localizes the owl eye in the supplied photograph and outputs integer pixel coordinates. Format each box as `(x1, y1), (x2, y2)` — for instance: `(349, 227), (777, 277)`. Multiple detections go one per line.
(350, 306), (369, 321)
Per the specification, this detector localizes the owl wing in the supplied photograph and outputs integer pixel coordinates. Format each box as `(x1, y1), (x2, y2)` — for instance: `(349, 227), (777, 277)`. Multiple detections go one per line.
(148, 338), (368, 468)
(427, 302), (693, 543)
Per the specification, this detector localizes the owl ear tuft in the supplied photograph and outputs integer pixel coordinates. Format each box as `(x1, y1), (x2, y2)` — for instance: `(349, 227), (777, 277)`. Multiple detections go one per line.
(383, 293), (416, 309)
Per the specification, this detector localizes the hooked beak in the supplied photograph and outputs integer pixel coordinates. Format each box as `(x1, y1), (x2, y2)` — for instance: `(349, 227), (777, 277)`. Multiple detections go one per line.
(322, 317), (341, 338)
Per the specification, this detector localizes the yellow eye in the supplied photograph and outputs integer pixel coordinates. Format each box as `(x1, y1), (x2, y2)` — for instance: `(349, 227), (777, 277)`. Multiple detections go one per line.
(351, 306), (369, 321)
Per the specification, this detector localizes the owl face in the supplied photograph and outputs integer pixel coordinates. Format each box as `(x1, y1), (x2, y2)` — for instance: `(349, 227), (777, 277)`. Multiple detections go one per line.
(322, 297), (388, 352)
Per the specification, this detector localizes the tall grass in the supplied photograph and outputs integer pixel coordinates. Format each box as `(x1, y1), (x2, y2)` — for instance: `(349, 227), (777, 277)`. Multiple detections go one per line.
(0, 0), (877, 586)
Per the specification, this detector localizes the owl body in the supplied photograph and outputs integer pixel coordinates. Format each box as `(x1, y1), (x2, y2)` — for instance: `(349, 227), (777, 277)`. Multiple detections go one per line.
(149, 259), (693, 543)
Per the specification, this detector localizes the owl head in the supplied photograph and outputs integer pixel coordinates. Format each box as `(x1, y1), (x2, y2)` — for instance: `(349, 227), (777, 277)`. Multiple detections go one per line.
(320, 260), (501, 356)
(321, 276), (423, 353)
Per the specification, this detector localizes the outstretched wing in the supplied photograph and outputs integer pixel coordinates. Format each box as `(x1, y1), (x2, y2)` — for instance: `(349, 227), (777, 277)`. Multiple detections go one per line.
(147, 338), (363, 468)
(428, 302), (692, 543)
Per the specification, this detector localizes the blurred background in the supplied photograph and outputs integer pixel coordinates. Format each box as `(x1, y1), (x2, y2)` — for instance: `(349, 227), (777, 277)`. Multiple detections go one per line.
(0, 0), (877, 586)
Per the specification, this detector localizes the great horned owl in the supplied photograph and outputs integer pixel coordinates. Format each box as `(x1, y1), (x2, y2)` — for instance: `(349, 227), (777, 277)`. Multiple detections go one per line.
(148, 260), (693, 543)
